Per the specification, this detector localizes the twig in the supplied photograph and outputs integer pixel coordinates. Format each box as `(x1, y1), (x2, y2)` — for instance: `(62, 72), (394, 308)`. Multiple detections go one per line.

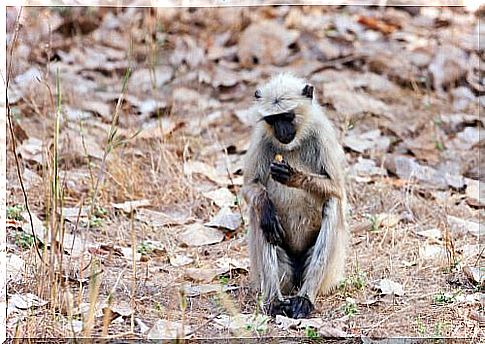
(185, 311), (222, 338)
(312, 54), (364, 74)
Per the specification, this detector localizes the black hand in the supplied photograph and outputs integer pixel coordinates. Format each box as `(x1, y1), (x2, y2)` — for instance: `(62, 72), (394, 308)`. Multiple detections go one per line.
(270, 161), (293, 185)
(267, 298), (292, 317)
(289, 295), (314, 319)
(260, 198), (284, 246)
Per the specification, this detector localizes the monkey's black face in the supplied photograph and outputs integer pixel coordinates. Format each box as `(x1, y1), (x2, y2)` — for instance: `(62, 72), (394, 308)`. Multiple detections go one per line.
(263, 111), (296, 144)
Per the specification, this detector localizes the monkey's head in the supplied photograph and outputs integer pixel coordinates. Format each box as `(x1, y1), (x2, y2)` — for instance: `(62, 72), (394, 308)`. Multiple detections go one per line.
(253, 73), (314, 149)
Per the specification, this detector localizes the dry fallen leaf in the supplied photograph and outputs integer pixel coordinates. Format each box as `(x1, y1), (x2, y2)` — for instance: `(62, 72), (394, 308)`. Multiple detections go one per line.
(136, 208), (189, 227)
(203, 188), (237, 208)
(447, 215), (480, 237)
(185, 268), (225, 283)
(275, 315), (348, 336)
(343, 130), (391, 154)
(7, 254), (25, 283)
(18, 137), (44, 165)
(375, 213), (401, 228)
(384, 155), (465, 190)
(184, 161), (230, 185)
(178, 223), (224, 246)
(238, 20), (298, 67)
(462, 266), (484, 287)
(182, 284), (238, 297)
(376, 278), (404, 296)
(213, 313), (269, 334)
(10, 293), (48, 310)
(129, 66), (173, 93)
(205, 207), (241, 231)
(169, 254), (194, 267)
(147, 319), (192, 339)
(419, 244), (448, 261)
(350, 157), (388, 179)
(465, 178), (484, 208)
(215, 257), (250, 272)
(416, 228), (442, 240)
(112, 199), (151, 213)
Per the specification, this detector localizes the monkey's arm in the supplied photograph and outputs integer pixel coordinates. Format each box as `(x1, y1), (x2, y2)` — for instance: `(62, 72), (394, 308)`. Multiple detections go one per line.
(270, 162), (342, 199)
(242, 180), (285, 246)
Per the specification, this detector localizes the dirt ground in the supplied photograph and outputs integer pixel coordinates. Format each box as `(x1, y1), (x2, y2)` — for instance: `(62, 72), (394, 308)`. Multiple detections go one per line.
(5, 4), (484, 340)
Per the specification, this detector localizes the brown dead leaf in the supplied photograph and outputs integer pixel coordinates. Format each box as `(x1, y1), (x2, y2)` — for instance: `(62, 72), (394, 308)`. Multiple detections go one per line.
(357, 15), (399, 34)
(182, 284), (238, 297)
(170, 35), (205, 68)
(18, 137), (44, 165)
(375, 213), (401, 228)
(203, 188), (237, 208)
(169, 254), (193, 267)
(238, 20), (298, 67)
(185, 268), (224, 283)
(130, 66), (173, 93)
(205, 207), (241, 231)
(184, 161), (230, 185)
(376, 278), (405, 296)
(350, 157), (388, 179)
(21, 168), (42, 191)
(10, 293), (48, 310)
(343, 130), (391, 153)
(178, 223), (224, 246)
(447, 216), (480, 237)
(112, 199), (151, 213)
(147, 319), (192, 339)
(79, 99), (112, 121)
(213, 313), (269, 333)
(136, 208), (190, 227)
(7, 254), (25, 283)
(429, 44), (468, 94)
(464, 178), (484, 208)
(324, 82), (392, 119)
(384, 155), (465, 190)
(463, 266), (484, 287)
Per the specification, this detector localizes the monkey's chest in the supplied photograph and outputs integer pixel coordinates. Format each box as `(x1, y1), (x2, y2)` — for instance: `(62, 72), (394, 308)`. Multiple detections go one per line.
(267, 180), (324, 254)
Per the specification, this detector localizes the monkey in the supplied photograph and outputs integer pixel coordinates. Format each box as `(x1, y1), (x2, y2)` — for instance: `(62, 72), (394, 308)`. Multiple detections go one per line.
(242, 73), (348, 319)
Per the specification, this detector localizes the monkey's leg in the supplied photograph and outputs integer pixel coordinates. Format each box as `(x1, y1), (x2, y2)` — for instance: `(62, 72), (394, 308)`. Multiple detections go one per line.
(270, 162), (342, 199)
(293, 198), (347, 318)
(247, 219), (294, 316)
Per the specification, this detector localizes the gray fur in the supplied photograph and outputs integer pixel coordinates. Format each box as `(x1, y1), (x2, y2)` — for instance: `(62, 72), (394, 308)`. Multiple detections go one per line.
(242, 73), (349, 307)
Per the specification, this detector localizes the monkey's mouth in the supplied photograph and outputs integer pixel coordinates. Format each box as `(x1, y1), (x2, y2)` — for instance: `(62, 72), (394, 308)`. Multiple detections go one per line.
(263, 111), (297, 144)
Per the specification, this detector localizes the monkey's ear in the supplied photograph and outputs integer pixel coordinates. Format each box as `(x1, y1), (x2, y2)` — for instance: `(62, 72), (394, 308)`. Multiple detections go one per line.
(302, 84), (313, 99)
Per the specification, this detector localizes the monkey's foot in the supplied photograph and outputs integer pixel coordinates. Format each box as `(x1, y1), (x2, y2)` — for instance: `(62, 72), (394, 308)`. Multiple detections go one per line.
(267, 296), (314, 319)
(267, 299), (292, 318)
(288, 295), (314, 319)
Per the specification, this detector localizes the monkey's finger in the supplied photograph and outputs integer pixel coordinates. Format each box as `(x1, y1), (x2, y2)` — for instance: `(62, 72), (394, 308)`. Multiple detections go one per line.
(270, 161), (291, 170)
(270, 164), (290, 179)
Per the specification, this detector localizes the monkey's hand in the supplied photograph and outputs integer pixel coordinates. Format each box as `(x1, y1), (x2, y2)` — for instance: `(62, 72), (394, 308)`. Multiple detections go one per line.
(260, 197), (284, 246)
(270, 160), (295, 185)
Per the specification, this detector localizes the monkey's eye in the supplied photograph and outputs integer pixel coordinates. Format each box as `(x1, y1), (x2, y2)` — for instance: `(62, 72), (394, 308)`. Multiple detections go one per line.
(254, 90), (262, 99)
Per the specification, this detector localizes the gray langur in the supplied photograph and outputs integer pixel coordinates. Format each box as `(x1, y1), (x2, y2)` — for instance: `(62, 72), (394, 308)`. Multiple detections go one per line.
(242, 73), (349, 319)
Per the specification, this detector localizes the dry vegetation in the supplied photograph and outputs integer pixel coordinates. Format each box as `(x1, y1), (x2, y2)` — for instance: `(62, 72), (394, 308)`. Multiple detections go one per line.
(5, 4), (484, 340)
